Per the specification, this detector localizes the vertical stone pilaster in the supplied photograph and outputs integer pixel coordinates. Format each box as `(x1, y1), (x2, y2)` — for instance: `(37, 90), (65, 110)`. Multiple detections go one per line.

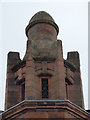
(5, 52), (20, 110)
(67, 52), (84, 108)
(55, 40), (66, 99)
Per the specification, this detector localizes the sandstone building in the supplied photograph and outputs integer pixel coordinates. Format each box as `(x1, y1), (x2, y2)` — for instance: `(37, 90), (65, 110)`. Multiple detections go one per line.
(1, 11), (90, 119)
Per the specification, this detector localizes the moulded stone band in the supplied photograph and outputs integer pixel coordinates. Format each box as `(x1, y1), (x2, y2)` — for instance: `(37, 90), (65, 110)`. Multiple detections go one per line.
(25, 19), (59, 37)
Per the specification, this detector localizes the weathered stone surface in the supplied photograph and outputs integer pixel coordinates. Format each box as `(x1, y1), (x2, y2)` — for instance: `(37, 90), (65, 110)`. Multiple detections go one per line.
(4, 11), (88, 119)
(2, 100), (90, 119)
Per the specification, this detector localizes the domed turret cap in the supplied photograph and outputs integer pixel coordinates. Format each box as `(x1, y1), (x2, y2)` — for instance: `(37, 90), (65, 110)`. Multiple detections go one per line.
(25, 11), (59, 36)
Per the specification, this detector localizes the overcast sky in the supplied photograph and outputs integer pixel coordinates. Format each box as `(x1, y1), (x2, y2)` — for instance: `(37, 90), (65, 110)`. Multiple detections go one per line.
(0, 1), (88, 110)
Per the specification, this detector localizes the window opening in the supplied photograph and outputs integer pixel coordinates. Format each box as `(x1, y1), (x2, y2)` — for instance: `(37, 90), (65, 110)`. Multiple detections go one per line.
(66, 83), (68, 99)
(42, 78), (48, 98)
(22, 83), (25, 100)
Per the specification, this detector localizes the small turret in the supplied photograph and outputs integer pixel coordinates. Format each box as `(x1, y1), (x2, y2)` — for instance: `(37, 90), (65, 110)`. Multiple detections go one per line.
(25, 11), (59, 48)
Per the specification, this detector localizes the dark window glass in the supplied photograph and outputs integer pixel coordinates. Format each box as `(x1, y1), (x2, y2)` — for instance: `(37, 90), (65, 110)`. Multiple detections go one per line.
(42, 78), (48, 98)
(66, 83), (68, 99)
(22, 83), (25, 100)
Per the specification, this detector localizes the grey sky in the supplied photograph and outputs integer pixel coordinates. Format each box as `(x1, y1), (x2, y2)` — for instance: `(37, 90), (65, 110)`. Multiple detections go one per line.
(0, 1), (88, 110)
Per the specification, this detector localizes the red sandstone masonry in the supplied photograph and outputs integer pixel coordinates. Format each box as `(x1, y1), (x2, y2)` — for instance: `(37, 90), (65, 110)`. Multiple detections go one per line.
(4, 11), (88, 119)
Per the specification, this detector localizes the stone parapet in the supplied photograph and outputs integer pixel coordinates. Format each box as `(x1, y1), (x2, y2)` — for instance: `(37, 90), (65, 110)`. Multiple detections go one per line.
(2, 100), (90, 119)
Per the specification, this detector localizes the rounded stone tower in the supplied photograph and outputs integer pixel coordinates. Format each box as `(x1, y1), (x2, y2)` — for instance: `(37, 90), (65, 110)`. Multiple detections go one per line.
(5, 11), (84, 114)
(25, 11), (59, 48)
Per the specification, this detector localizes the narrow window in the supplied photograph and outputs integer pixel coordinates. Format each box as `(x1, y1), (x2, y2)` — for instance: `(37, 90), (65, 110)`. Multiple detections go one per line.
(22, 83), (25, 100)
(42, 78), (48, 98)
(66, 83), (68, 99)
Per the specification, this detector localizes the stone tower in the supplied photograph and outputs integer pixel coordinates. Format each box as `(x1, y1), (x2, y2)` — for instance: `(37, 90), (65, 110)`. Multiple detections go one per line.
(2, 11), (89, 119)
